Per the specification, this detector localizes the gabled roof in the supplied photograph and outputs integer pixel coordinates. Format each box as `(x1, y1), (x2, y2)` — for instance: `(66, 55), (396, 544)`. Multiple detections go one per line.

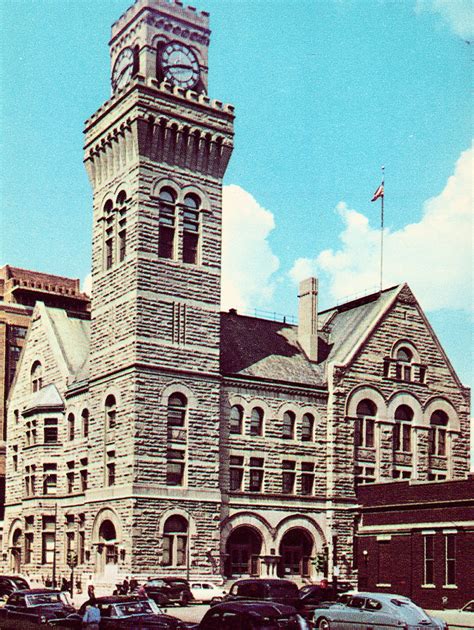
(23, 384), (64, 417)
(220, 285), (402, 385)
(44, 306), (90, 378)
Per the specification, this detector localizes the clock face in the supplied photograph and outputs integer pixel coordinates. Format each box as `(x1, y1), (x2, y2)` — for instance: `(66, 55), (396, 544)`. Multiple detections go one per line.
(161, 42), (200, 89)
(112, 47), (134, 91)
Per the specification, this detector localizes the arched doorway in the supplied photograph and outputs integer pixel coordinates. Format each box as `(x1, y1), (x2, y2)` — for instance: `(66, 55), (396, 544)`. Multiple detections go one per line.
(225, 526), (262, 578)
(11, 528), (22, 573)
(97, 520), (118, 579)
(278, 528), (313, 578)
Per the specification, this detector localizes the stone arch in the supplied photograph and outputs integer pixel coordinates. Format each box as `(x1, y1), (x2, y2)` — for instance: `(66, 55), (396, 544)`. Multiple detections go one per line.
(298, 404), (321, 423)
(274, 514), (326, 550)
(151, 176), (181, 199)
(245, 398), (271, 436)
(424, 397), (460, 432)
(91, 508), (123, 545)
(156, 507), (198, 537)
(221, 512), (272, 557)
(101, 387), (122, 409)
(7, 518), (23, 573)
(387, 391), (423, 427)
(391, 339), (421, 363)
(180, 184), (211, 212)
(160, 381), (197, 410)
(345, 385), (387, 419)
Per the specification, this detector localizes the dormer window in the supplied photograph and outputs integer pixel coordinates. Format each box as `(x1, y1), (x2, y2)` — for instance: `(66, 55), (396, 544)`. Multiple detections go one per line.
(395, 347), (413, 381)
(31, 361), (43, 393)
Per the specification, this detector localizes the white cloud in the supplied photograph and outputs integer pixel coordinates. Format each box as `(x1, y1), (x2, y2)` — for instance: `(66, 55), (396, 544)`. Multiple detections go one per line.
(289, 144), (473, 312)
(221, 184), (280, 311)
(416, 0), (474, 39)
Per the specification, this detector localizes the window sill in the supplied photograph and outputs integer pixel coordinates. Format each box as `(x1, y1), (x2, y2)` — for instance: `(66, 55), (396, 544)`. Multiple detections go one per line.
(376, 583), (392, 588)
(421, 584), (436, 589)
(442, 585), (458, 589)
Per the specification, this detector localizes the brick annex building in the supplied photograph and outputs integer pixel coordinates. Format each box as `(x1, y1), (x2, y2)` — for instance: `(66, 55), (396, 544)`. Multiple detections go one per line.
(2, 0), (471, 602)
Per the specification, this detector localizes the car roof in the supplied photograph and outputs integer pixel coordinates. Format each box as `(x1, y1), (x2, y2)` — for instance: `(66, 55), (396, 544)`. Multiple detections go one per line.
(233, 578), (295, 586)
(210, 600), (297, 615)
(343, 592), (413, 603)
(94, 595), (148, 604)
(17, 589), (62, 595)
(0, 576), (29, 580)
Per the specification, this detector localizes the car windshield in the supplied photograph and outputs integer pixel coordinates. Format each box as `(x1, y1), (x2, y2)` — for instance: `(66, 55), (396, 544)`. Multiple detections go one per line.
(257, 615), (304, 629)
(147, 579), (166, 587)
(269, 584), (298, 597)
(113, 600), (157, 616)
(462, 601), (474, 612)
(26, 592), (66, 606)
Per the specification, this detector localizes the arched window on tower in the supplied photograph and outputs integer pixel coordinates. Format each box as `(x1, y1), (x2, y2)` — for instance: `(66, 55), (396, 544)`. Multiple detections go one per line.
(230, 405), (243, 434)
(282, 411), (296, 439)
(166, 393), (187, 486)
(393, 404), (413, 452)
(249, 407), (264, 436)
(301, 413), (314, 441)
(105, 395), (117, 430)
(81, 409), (89, 438)
(104, 200), (114, 270)
(429, 410), (448, 457)
(31, 361), (43, 393)
(158, 187), (177, 259)
(67, 413), (75, 441)
(162, 515), (188, 567)
(355, 399), (376, 448)
(116, 190), (127, 262)
(182, 193), (200, 264)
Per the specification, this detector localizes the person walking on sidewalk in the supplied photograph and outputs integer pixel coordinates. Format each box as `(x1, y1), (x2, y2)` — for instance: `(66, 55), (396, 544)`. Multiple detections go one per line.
(82, 600), (100, 630)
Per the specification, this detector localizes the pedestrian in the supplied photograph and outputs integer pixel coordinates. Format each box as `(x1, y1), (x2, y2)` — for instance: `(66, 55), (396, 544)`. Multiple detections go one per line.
(82, 599), (100, 630)
(122, 576), (129, 595)
(86, 583), (96, 605)
(129, 576), (138, 592)
(61, 577), (69, 592)
(137, 583), (146, 598)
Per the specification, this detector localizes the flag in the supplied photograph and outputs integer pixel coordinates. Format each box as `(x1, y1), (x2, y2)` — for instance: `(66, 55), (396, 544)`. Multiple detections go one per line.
(371, 182), (384, 202)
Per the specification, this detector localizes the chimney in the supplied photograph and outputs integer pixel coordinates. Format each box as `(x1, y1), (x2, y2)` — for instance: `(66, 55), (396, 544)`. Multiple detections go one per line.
(298, 277), (318, 362)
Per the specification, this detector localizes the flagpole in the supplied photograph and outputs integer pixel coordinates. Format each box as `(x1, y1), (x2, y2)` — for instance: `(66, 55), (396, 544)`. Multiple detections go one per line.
(380, 166), (385, 292)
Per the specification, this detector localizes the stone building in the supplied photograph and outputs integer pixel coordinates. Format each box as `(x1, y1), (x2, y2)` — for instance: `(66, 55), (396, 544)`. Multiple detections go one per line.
(1, 0), (470, 588)
(0, 266), (89, 518)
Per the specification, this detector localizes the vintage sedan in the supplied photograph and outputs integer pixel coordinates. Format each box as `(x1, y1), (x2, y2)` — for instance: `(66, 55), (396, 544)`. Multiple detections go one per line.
(195, 601), (310, 629)
(189, 582), (226, 604)
(50, 595), (189, 629)
(0, 589), (75, 628)
(428, 599), (474, 630)
(312, 592), (447, 630)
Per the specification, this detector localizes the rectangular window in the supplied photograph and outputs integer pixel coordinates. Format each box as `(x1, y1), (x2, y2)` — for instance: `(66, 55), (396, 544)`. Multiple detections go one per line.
(43, 464), (57, 495)
(445, 534), (456, 585)
(106, 451), (116, 487)
(355, 465), (375, 486)
(249, 457), (264, 492)
(365, 419), (375, 447)
(166, 449), (185, 486)
(229, 456), (244, 491)
(67, 465), (75, 494)
(25, 533), (34, 564)
(12, 445), (18, 472)
(282, 460), (296, 494)
(42, 517), (56, 565)
(423, 535), (435, 585)
(119, 226), (126, 262)
(301, 462), (315, 495)
(80, 458), (88, 491)
(438, 429), (446, 456)
(159, 226), (174, 259)
(377, 540), (391, 585)
(402, 424), (411, 452)
(78, 531), (85, 565)
(44, 417), (58, 444)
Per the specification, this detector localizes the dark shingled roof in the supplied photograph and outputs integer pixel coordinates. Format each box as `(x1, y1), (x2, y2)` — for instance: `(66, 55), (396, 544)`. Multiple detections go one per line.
(220, 285), (401, 385)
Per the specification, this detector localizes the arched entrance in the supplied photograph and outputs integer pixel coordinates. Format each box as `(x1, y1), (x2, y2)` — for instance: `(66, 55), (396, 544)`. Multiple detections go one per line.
(225, 526), (262, 578)
(11, 528), (22, 573)
(278, 528), (313, 578)
(97, 520), (118, 579)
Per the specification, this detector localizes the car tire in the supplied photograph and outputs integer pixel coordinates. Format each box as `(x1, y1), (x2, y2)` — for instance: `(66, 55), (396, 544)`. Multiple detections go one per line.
(179, 593), (190, 607)
(317, 617), (330, 630)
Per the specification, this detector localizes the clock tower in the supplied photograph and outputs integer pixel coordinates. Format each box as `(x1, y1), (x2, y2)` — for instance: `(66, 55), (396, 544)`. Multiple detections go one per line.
(83, 0), (233, 577)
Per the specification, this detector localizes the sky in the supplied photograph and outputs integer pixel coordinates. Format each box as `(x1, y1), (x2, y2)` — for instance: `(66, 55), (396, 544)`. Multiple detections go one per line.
(1, 0), (472, 393)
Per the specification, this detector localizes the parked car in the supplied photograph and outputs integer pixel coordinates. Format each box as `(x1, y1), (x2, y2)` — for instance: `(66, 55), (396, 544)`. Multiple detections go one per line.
(427, 599), (474, 629)
(194, 600), (310, 629)
(298, 584), (338, 618)
(144, 578), (194, 606)
(50, 595), (189, 629)
(0, 575), (30, 600)
(312, 592), (447, 630)
(0, 589), (75, 628)
(189, 582), (226, 603)
(219, 578), (300, 608)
